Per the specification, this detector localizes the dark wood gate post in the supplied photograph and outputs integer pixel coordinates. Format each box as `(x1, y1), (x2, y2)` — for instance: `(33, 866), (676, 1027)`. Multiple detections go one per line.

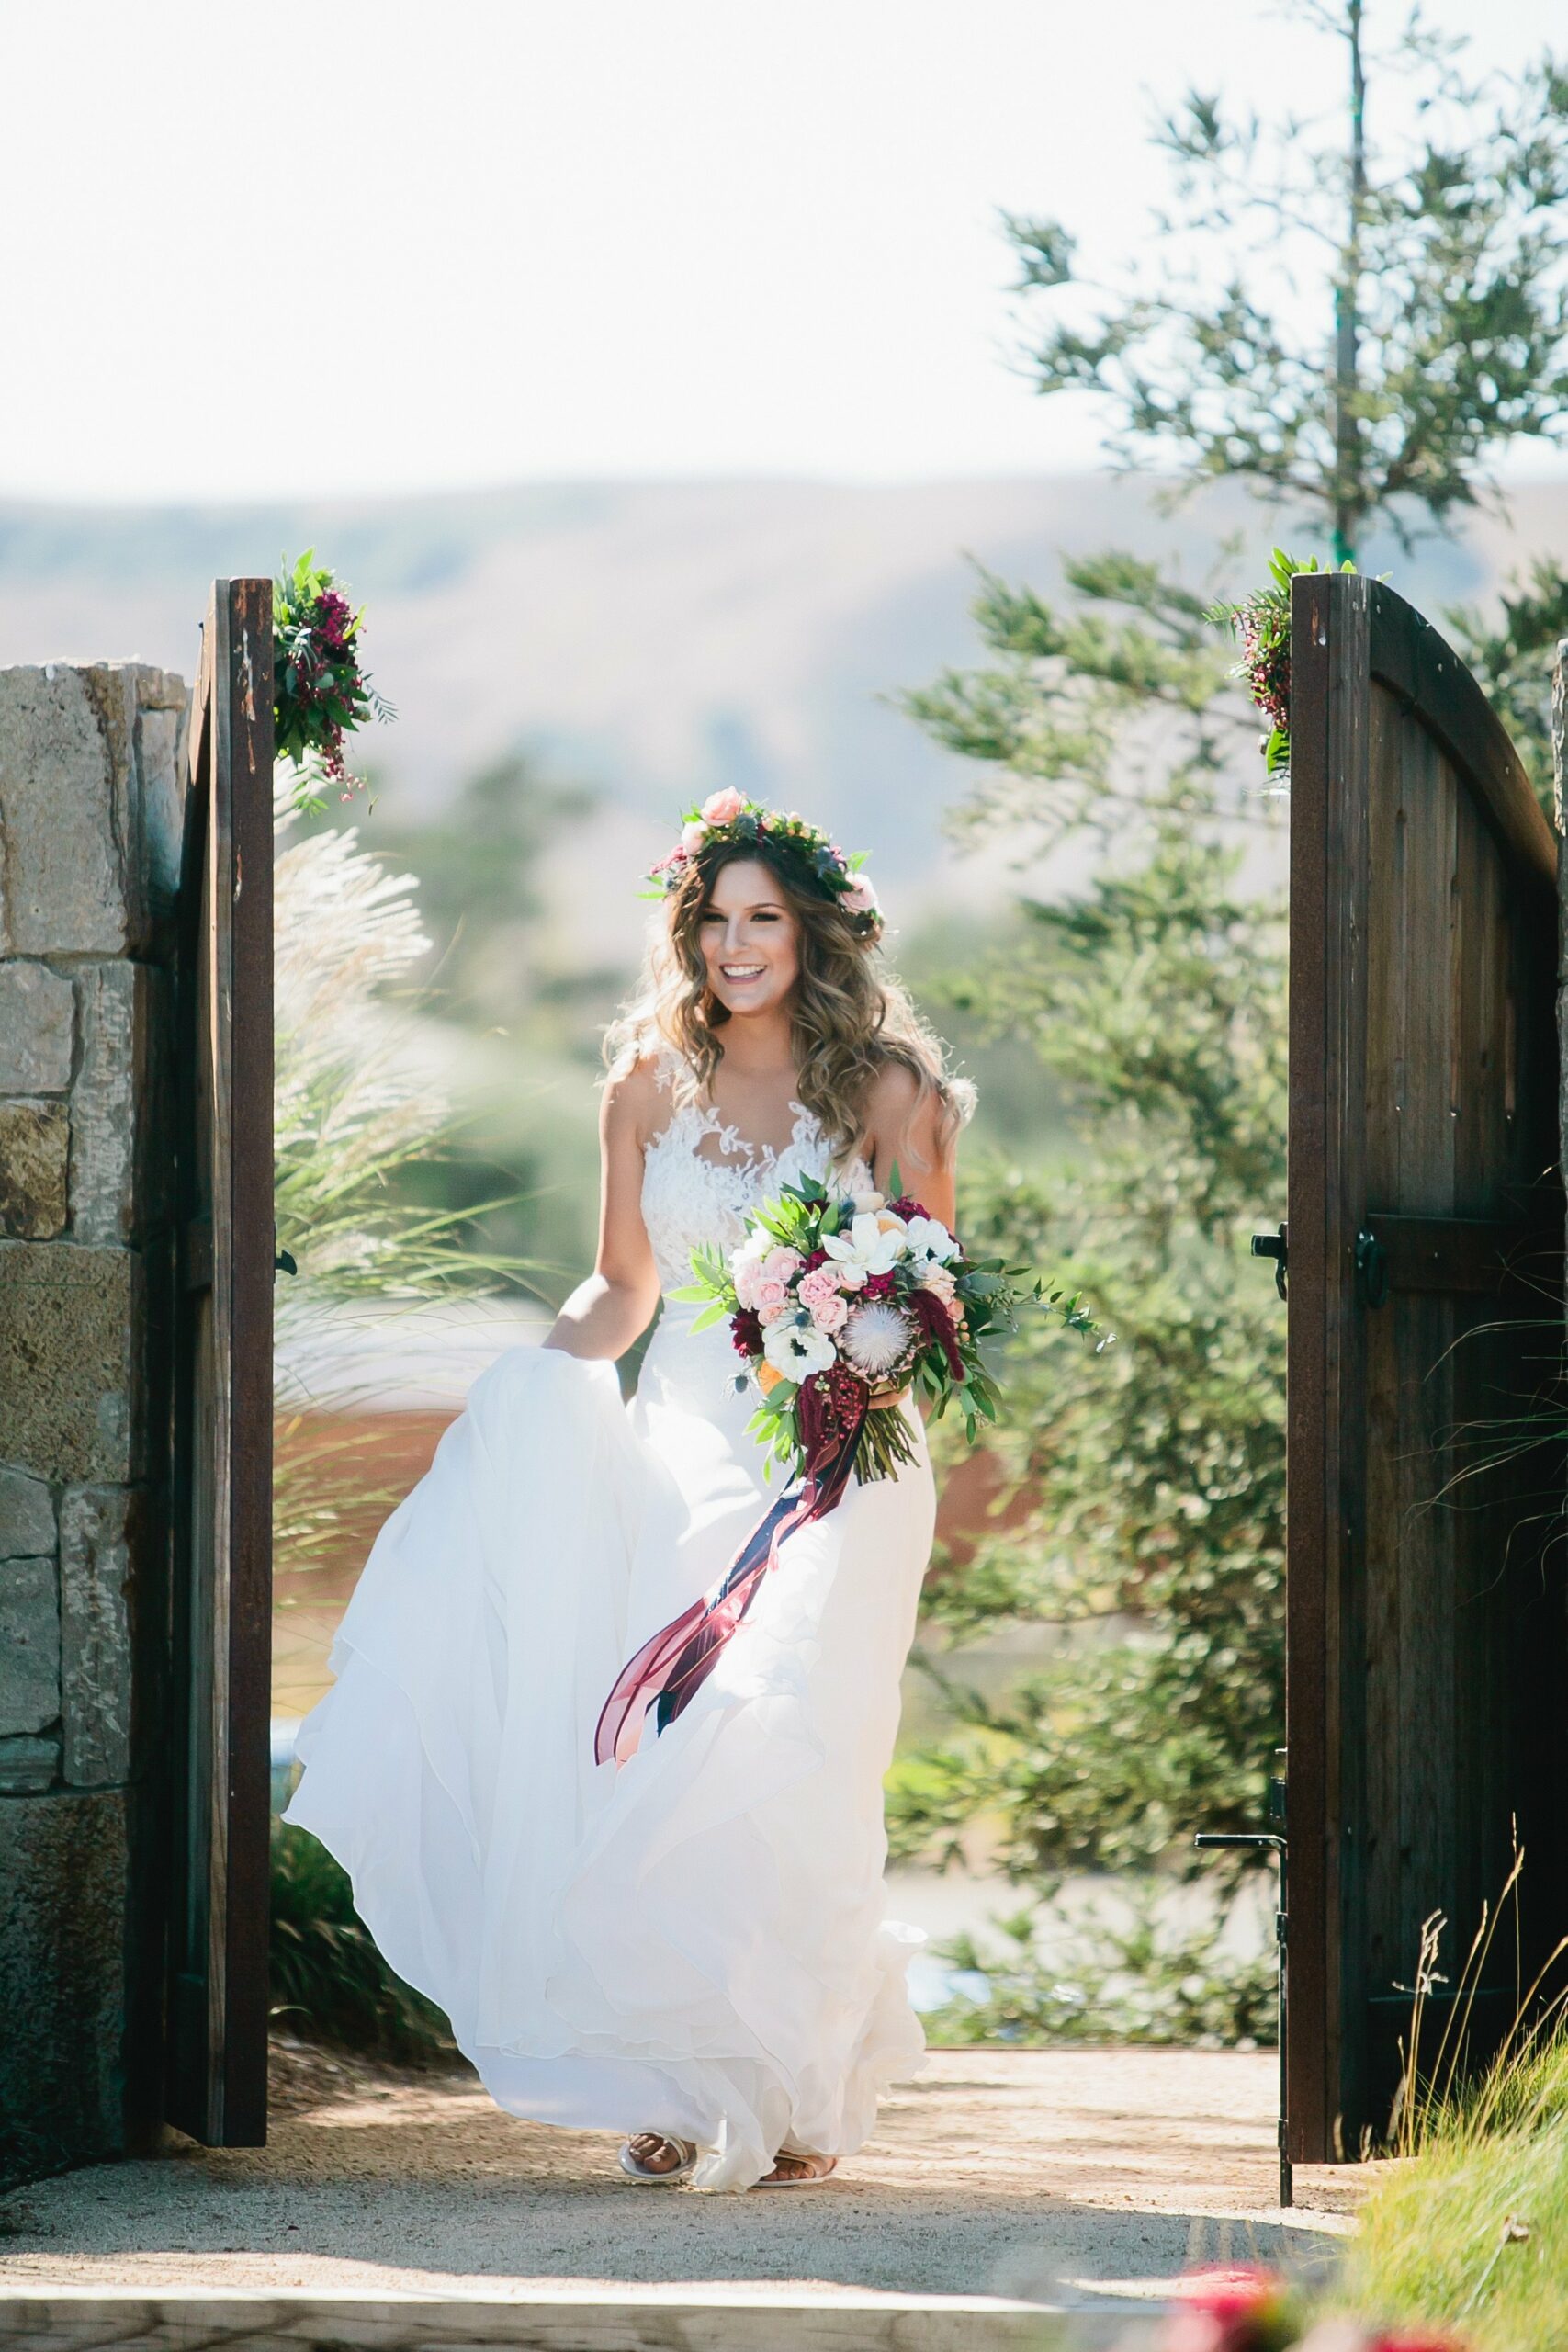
(165, 580), (275, 2146)
(1287, 574), (1566, 2162)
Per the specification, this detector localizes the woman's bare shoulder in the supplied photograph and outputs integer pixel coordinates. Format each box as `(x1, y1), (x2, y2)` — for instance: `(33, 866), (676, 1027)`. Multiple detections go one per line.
(861, 1055), (956, 1175)
(603, 1050), (676, 1144)
(861, 1057), (925, 1137)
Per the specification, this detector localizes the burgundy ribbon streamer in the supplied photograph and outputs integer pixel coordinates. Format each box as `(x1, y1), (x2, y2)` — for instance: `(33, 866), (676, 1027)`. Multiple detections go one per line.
(593, 1372), (868, 1768)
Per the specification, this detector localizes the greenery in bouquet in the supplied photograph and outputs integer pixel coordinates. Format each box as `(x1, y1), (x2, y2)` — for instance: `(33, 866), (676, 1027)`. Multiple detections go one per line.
(275, 549), (395, 813)
(674, 1170), (1102, 1488)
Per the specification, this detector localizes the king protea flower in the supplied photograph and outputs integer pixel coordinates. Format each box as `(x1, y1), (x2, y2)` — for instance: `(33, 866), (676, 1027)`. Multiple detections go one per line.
(840, 1298), (918, 1381)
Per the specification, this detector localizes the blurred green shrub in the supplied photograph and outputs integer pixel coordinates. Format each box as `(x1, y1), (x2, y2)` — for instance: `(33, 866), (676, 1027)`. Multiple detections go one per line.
(269, 1815), (455, 2060)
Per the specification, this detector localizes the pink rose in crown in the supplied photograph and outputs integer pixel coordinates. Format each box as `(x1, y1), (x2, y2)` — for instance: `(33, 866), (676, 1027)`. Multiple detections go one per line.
(842, 877), (879, 916)
(701, 788), (747, 825)
(681, 820), (707, 853)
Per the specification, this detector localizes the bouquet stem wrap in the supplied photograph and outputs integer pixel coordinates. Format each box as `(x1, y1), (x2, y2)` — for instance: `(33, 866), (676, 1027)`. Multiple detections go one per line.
(593, 1369), (868, 1767)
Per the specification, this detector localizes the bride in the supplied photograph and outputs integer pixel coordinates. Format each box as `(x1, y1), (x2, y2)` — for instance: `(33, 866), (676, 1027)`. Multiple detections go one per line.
(283, 790), (973, 2191)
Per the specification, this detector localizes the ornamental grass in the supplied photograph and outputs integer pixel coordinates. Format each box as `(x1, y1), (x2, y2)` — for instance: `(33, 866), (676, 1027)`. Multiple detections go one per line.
(270, 772), (541, 2055)
(1329, 2023), (1568, 2352)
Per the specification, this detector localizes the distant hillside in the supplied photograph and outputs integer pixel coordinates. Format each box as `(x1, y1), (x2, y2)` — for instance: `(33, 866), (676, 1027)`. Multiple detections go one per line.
(1, 474), (1562, 916)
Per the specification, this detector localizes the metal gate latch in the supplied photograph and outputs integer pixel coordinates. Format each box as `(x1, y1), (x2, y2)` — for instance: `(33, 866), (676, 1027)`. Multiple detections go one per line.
(1354, 1228), (1389, 1308)
(1251, 1223), (1288, 1299)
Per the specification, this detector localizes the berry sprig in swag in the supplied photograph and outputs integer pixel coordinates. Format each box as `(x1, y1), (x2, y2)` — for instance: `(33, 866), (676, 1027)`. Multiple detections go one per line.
(1208, 548), (1355, 784)
(593, 1169), (1105, 1767)
(275, 550), (395, 815)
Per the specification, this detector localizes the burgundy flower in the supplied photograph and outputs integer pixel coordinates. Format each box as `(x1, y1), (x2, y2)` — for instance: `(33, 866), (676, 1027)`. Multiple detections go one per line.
(908, 1285), (964, 1378)
(797, 1361), (869, 1459)
(315, 589), (355, 654)
(731, 1307), (763, 1357)
(862, 1271), (897, 1299)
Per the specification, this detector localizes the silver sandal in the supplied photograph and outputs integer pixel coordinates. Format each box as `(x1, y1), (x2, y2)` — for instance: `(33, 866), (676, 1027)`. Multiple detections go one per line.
(618, 2133), (699, 2183)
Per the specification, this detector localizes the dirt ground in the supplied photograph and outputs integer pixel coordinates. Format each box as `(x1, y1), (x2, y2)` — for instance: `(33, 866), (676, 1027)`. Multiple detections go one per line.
(0, 2039), (1384, 2314)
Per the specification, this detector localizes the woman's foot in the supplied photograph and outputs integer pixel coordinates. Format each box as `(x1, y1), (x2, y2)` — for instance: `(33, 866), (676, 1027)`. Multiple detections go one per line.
(618, 2132), (698, 2182)
(756, 2150), (838, 2187)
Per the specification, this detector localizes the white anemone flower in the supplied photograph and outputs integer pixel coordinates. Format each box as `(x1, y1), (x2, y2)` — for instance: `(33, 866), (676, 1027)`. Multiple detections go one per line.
(821, 1211), (906, 1280)
(761, 1317), (838, 1381)
(902, 1215), (958, 1264)
(840, 1299), (919, 1380)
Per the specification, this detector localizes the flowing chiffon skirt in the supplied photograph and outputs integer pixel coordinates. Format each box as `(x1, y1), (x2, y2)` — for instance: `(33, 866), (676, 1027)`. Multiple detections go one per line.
(282, 1301), (936, 2189)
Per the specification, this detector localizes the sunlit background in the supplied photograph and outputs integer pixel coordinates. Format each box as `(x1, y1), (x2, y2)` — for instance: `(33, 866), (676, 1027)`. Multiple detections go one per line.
(6, 0), (1565, 2025)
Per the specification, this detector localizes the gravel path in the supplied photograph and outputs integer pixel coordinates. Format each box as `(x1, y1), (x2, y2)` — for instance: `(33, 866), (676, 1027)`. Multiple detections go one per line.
(0, 2041), (1380, 2311)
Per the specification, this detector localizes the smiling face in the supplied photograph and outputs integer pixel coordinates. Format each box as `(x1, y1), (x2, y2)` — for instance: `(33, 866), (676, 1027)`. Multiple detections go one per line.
(694, 855), (802, 1021)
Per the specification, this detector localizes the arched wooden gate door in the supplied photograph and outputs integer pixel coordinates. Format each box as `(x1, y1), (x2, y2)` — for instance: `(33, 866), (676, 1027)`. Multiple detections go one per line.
(1285, 572), (1567, 2161)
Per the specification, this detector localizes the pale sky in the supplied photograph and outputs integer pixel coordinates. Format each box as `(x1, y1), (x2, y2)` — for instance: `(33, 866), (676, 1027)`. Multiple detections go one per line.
(1, 0), (1563, 502)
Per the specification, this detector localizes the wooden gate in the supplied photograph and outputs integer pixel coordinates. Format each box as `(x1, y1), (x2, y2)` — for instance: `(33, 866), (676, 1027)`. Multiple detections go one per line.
(165, 580), (276, 2146)
(1285, 572), (1567, 2161)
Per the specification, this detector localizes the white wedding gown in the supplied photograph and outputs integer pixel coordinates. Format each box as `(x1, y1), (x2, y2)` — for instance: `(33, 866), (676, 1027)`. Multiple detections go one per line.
(282, 1067), (937, 2189)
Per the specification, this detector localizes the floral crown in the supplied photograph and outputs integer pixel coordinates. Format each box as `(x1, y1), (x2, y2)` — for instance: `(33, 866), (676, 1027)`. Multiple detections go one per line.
(646, 790), (883, 938)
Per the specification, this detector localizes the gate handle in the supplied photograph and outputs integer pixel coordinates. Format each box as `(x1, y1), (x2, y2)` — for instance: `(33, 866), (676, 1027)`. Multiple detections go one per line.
(1196, 1830), (1291, 2210)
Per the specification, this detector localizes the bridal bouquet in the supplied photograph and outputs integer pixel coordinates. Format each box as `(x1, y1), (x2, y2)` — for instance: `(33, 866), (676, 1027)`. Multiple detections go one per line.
(674, 1171), (1097, 1487)
(597, 1172), (1099, 1765)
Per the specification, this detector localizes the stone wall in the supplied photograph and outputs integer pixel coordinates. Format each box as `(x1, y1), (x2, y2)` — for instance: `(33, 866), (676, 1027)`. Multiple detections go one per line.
(0, 663), (186, 2185)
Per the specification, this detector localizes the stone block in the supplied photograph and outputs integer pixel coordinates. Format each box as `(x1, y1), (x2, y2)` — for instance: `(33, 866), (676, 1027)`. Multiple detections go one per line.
(0, 960), (74, 1092)
(69, 961), (170, 1244)
(0, 669), (127, 956)
(0, 1242), (135, 1481)
(0, 1731), (59, 1792)
(0, 1555), (60, 1736)
(59, 1486), (132, 1787)
(0, 1789), (128, 2187)
(0, 1467), (54, 1556)
(0, 1098), (69, 1238)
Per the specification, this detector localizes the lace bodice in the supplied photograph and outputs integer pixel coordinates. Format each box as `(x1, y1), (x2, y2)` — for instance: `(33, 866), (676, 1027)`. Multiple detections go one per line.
(640, 1059), (874, 1296)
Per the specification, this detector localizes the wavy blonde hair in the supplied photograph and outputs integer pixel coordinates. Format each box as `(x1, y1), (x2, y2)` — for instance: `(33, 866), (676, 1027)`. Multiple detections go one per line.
(604, 838), (974, 1173)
